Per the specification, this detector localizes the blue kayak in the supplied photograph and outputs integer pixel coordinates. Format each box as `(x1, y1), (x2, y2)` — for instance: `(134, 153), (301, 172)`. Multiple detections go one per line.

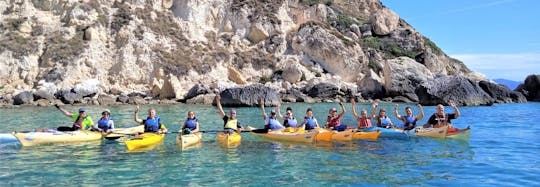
(0, 133), (18, 144)
(361, 127), (413, 139)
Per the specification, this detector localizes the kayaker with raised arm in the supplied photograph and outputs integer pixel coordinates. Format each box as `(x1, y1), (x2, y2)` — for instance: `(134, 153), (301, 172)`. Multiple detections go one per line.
(372, 100), (394, 128)
(326, 102), (347, 131)
(180, 111), (200, 135)
(216, 95), (244, 134)
(55, 104), (94, 131)
(425, 101), (460, 132)
(259, 99), (285, 132)
(276, 102), (298, 129)
(394, 103), (424, 131)
(350, 99), (374, 129)
(94, 109), (114, 133)
(134, 106), (167, 134)
(301, 108), (320, 130)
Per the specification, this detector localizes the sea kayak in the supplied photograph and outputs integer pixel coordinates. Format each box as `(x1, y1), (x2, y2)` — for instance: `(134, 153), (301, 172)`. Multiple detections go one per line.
(216, 131), (241, 147)
(248, 126), (316, 143)
(446, 126), (471, 140)
(177, 132), (202, 149)
(124, 133), (164, 151)
(315, 129), (353, 142)
(104, 125), (145, 139)
(12, 130), (103, 146)
(352, 130), (381, 141)
(0, 133), (18, 144)
(414, 125), (448, 139)
(362, 127), (412, 139)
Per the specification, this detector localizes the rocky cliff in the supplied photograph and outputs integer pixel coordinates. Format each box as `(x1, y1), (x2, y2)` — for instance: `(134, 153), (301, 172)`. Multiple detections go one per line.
(0, 0), (525, 106)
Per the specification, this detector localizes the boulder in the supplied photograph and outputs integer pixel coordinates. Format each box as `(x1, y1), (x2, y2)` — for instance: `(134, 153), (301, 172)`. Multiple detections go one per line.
(186, 94), (216, 105)
(185, 84), (212, 100)
(34, 82), (57, 100)
(219, 84), (280, 107)
(392, 96), (413, 103)
(57, 88), (83, 104)
(128, 96), (146, 105)
(479, 81), (526, 103)
(13, 91), (34, 105)
(98, 94), (118, 105)
(73, 79), (100, 97)
(117, 94), (129, 103)
(515, 74), (540, 101)
(358, 77), (385, 99)
(383, 57), (434, 102)
(36, 99), (50, 107)
(160, 74), (184, 100)
(306, 82), (339, 98)
(282, 64), (303, 83)
(163, 0), (174, 9)
(247, 23), (269, 43)
(228, 67), (248, 85)
(283, 88), (310, 103)
(415, 75), (494, 106)
(370, 8), (399, 35)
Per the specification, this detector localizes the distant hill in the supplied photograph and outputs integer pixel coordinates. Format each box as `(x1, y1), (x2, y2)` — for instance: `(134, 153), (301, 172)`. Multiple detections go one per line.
(493, 79), (522, 90)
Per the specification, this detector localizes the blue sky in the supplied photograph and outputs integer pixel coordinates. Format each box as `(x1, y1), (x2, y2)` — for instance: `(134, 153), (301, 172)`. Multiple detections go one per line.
(380, 0), (540, 81)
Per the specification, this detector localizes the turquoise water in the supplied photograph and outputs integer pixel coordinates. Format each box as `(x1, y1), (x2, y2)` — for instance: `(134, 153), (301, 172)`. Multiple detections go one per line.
(0, 103), (539, 186)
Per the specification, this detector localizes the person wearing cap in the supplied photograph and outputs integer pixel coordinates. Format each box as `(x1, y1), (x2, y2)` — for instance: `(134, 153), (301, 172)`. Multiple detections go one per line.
(134, 106), (167, 134)
(301, 108), (320, 130)
(372, 100), (394, 128)
(276, 102), (298, 128)
(260, 98), (285, 131)
(351, 98), (376, 129)
(325, 102), (347, 131)
(215, 95), (243, 134)
(54, 104), (94, 131)
(94, 109), (115, 133)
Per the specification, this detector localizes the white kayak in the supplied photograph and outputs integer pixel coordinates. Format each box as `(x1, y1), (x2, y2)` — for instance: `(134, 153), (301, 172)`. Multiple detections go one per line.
(12, 130), (103, 146)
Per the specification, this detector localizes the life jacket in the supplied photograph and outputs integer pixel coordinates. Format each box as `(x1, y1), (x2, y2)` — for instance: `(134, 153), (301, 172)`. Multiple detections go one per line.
(224, 118), (239, 130)
(267, 116), (283, 130)
(358, 117), (372, 128)
(435, 114), (449, 127)
(304, 116), (317, 130)
(144, 117), (161, 132)
(404, 115), (416, 126)
(98, 117), (112, 131)
(327, 115), (341, 128)
(184, 117), (198, 131)
(378, 116), (392, 127)
(284, 117), (298, 128)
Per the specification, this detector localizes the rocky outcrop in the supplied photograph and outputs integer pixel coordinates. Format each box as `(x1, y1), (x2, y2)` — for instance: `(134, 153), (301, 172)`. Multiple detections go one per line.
(416, 75), (494, 106)
(185, 84), (212, 100)
(515, 74), (540, 101)
(479, 81), (526, 103)
(218, 84), (279, 107)
(13, 91), (34, 105)
(383, 57), (434, 102)
(370, 8), (399, 35)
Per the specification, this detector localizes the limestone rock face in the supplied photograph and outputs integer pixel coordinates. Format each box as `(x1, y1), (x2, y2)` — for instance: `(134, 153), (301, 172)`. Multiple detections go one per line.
(383, 57), (434, 102)
(515, 74), (540, 101)
(160, 74), (184, 100)
(479, 80), (526, 103)
(416, 75), (494, 106)
(370, 8), (399, 35)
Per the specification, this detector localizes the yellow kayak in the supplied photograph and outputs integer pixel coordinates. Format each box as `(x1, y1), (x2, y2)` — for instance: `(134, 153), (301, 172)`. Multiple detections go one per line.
(414, 125), (448, 139)
(315, 128), (353, 142)
(248, 126), (316, 143)
(216, 131), (241, 147)
(12, 130), (103, 146)
(446, 126), (471, 140)
(125, 133), (165, 150)
(352, 130), (381, 141)
(177, 132), (202, 149)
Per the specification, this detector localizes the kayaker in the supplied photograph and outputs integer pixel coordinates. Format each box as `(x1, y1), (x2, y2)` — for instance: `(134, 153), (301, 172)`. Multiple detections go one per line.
(372, 100), (394, 128)
(425, 101), (460, 132)
(325, 102), (347, 131)
(394, 103), (424, 131)
(276, 102), (298, 128)
(301, 108), (320, 130)
(180, 111), (200, 135)
(55, 104), (94, 131)
(259, 99), (285, 132)
(134, 106), (167, 134)
(94, 109), (115, 133)
(216, 95), (244, 134)
(350, 98), (375, 129)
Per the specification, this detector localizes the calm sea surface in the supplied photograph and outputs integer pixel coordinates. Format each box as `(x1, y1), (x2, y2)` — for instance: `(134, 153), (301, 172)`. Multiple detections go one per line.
(0, 102), (538, 186)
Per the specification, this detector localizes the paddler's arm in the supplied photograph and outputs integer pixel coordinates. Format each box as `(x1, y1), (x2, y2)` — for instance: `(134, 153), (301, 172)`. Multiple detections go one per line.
(449, 100), (460, 119)
(54, 104), (73, 117)
(215, 95), (226, 118)
(416, 104), (424, 121)
(350, 99), (359, 119)
(394, 104), (401, 119)
(260, 99), (267, 119)
(338, 102), (346, 118)
(276, 101), (284, 120)
(134, 105), (143, 123)
(370, 99), (378, 119)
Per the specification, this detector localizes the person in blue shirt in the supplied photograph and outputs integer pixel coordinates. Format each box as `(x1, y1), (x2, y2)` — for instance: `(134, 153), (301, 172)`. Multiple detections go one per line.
(94, 109), (114, 133)
(134, 106), (167, 134)
(259, 99), (284, 131)
(180, 111), (200, 135)
(276, 102), (298, 128)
